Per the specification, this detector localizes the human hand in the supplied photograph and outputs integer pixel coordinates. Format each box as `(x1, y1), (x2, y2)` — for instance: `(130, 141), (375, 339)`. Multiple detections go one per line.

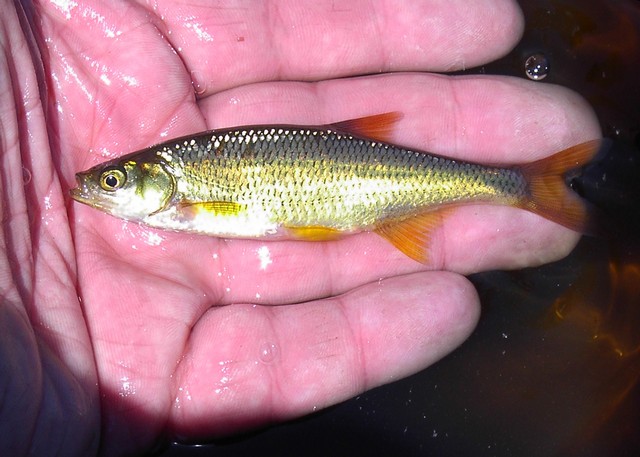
(2, 0), (600, 455)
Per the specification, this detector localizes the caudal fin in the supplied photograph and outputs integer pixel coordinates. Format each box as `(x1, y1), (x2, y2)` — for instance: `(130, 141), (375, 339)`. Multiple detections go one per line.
(518, 139), (602, 235)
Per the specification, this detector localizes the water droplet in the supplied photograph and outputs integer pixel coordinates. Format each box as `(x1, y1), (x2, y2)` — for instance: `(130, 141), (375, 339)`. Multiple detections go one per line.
(43, 194), (53, 210)
(524, 53), (550, 81)
(22, 167), (31, 185)
(147, 232), (166, 246)
(118, 376), (137, 397)
(256, 245), (273, 270)
(258, 342), (279, 364)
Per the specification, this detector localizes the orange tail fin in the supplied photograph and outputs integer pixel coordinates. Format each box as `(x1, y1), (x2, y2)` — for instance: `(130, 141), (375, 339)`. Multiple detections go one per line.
(518, 139), (602, 235)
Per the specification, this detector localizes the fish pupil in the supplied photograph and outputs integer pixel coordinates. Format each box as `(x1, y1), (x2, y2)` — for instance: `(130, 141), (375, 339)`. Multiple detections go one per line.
(105, 175), (118, 188)
(100, 166), (126, 191)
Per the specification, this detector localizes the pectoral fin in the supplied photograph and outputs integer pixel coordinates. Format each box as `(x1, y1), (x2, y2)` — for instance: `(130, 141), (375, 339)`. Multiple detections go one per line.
(374, 208), (453, 264)
(177, 200), (246, 219)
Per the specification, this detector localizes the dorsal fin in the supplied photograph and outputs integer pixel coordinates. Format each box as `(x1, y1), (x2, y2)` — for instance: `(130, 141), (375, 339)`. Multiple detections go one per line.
(330, 112), (403, 143)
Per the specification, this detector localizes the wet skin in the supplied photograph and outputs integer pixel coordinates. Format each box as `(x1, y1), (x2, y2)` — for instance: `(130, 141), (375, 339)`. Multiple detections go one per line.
(0, 1), (600, 456)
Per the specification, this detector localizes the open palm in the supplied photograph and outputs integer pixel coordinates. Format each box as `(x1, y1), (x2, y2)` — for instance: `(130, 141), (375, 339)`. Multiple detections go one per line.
(2, 1), (600, 456)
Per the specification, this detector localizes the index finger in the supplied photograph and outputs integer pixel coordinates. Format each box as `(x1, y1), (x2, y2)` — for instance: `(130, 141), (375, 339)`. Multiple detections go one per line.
(80, 72), (600, 307)
(154, 0), (524, 93)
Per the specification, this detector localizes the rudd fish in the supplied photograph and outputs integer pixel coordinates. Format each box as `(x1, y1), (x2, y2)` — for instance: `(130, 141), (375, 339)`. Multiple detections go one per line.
(70, 112), (600, 263)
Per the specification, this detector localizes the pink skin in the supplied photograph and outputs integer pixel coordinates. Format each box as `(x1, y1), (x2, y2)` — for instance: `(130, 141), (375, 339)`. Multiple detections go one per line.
(0, 1), (600, 456)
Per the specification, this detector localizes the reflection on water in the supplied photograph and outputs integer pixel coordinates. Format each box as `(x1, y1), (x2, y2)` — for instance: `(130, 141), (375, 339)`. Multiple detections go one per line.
(549, 245), (640, 455)
(459, 234), (640, 456)
(554, 254), (640, 359)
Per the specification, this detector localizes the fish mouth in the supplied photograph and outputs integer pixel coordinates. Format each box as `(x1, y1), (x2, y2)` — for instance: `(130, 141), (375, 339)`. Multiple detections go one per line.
(69, 174), (90, 204)
(70, 173), (109, 211)
(69, 173), (119, 214)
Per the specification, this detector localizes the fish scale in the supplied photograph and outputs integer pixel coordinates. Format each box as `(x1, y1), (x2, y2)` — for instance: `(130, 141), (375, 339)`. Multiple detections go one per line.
(160, 126), (526, 230)
(70, 112), (600, 263)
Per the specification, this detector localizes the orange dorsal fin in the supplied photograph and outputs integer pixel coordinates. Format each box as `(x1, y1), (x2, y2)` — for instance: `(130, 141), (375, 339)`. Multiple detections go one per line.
(330, 112), (403, 143)
(518, 139), (602, 235)
(374, 208), (454, 264)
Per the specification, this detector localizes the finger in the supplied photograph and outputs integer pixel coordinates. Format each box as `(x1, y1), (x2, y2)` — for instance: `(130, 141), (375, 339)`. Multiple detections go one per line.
(4, 1), (100, 453)
(198, 73), (599, 302)
(34, 0), (207, 183)
(152, 0), (523, 93)
(201, 73), (600, 161)
(75, 72), (600, 306)
(168, 271), (480, 439)
(72, 72), (600, 306)
(36, 0), (522, 158)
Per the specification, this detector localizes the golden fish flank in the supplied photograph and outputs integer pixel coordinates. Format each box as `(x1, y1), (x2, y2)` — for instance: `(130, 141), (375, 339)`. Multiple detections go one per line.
(70, 112), (601, 263)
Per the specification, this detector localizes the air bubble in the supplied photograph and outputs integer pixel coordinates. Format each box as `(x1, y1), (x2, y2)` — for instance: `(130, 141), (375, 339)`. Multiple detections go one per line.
(524, 53), (550, 81)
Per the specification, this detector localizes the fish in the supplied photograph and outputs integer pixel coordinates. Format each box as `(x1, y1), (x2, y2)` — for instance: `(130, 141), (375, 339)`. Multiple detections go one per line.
(70, 112), (600, 263)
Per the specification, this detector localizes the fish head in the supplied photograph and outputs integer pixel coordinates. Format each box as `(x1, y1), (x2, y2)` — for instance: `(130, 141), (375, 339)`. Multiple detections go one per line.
(70, 158), (175, 220)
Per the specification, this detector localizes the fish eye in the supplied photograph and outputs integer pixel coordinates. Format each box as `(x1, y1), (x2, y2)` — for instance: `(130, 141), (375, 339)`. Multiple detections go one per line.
(99, 166), (127, 191)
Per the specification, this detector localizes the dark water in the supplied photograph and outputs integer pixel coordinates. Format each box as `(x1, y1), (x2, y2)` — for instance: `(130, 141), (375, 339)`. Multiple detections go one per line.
(162, 1), (640, 456)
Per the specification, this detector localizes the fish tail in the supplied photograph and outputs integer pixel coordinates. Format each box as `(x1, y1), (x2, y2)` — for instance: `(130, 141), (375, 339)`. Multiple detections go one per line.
(518, 139), (602, 235)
